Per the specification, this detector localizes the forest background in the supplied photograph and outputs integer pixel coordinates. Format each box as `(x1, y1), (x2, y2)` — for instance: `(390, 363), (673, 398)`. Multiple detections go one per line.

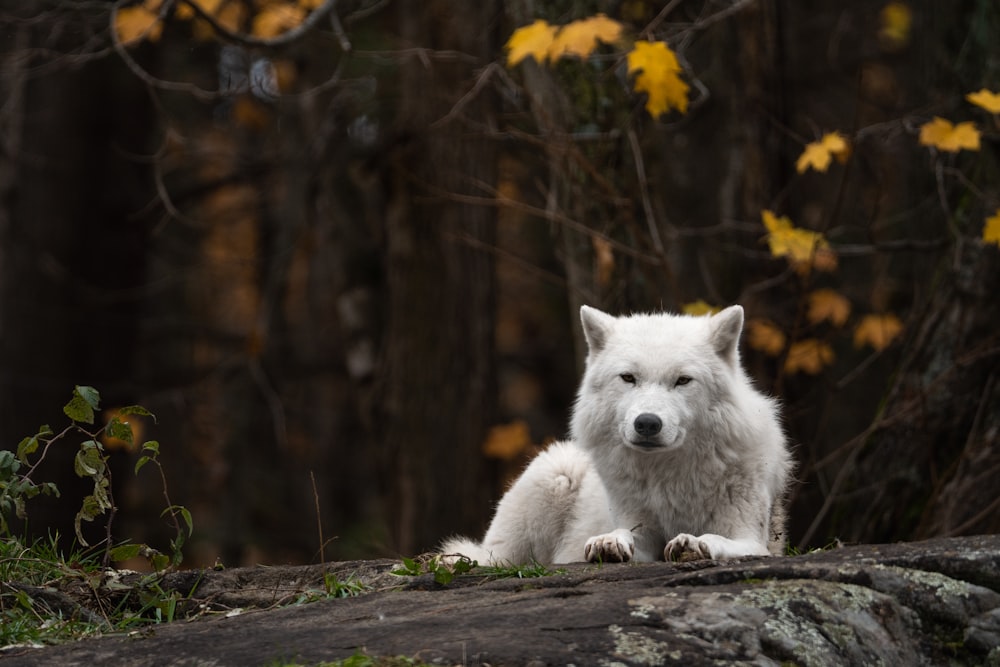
(0, 0), (997, 568)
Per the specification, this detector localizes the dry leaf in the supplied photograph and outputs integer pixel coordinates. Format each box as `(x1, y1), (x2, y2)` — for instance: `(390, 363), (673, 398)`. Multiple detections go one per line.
(681, 300), (720, 316)
(967, 89), (1000, 115)
(807, 289), (851, 327)
(626, 40), (690, 118)
(984, 209), (1000, 247)
(784, 339), (835, 375)
(747, 319), (786, 357)
(548, 14), (623, 59)
(505, 19), (558, 67)
(796, 132), (850, 174)
(918, 117), (981, 153)
(854, 314), (903, 351)
(482, 420), (532, 460)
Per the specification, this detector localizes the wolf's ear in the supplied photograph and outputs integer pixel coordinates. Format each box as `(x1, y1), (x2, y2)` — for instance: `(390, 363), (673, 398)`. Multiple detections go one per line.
(580, 306), (615, 354)
(709, 305), (744, 365)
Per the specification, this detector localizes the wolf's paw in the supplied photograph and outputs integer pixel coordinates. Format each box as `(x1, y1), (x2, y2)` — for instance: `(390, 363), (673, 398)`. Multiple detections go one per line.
(584, 530), (634, 563)
(665, 533), (713, 562)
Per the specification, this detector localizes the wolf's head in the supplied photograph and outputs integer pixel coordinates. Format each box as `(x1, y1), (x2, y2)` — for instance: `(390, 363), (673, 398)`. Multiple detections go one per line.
(570, 305), (749, 455)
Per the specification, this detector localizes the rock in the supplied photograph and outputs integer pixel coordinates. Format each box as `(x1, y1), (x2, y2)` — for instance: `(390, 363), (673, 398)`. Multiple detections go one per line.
(4, 535), (1000, 666)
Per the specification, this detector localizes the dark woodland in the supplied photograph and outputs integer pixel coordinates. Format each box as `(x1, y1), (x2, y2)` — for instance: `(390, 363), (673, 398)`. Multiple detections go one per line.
(0, 0), (998, 569)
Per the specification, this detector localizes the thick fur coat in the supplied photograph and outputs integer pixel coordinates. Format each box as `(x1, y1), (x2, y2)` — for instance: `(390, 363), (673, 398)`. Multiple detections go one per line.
(441, 305), (793, 564)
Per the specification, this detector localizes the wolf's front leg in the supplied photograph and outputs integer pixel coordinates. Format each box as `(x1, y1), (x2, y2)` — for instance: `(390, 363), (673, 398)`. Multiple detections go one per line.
(584, 528), (635, 562)
(665, 533), (770, 561)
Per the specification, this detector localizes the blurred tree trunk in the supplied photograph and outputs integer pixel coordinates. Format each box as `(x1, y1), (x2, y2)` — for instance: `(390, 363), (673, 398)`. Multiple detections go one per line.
(380, 0), (501, 555)
(0, 20), (152, 544)
(835, 243), (1000, 542)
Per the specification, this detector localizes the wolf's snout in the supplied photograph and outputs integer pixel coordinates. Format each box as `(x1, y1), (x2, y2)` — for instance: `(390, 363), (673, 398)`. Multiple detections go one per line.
(634, 413), (663, 437)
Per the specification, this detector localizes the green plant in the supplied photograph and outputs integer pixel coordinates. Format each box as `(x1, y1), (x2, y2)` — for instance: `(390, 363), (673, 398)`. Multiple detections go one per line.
(0, 385), (190, 571)
(391, 554), (475, 585)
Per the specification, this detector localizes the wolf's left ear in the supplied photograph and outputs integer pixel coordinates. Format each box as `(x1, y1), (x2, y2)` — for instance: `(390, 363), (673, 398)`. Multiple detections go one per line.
(709, 305), (744, 365)
(580, 305), (615, 354)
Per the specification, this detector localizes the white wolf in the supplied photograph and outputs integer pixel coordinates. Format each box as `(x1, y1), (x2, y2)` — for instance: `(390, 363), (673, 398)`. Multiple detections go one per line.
(441, 305), (793, 564)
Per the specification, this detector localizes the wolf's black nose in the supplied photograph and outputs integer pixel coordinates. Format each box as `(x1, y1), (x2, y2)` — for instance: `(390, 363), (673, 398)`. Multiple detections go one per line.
(634, 413), (662, 437)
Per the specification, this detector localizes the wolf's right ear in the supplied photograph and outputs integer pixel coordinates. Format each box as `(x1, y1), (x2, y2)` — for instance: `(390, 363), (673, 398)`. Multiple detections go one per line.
(580, 306), (615, 354)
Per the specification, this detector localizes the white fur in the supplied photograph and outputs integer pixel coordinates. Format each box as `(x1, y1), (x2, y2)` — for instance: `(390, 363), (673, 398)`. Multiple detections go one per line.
(440, 306), (793, 564)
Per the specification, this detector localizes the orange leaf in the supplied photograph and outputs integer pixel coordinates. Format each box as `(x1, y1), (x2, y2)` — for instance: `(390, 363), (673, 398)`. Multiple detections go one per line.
(918, 117), (981, 153)
(681, 300), (720, 316)
(967, 89), (1000, 114)
(115, 1), (164, 45)
(854, 314), (903, 351)
(796, 132), (850, 174)
(747, 319), (786, 357)
(626, 40), (690, 117)
(984, 209), (1000, 247)
(807, 289), (851, 327)
(784, 339), (834, 375)
(252, 2), (306, 38)
(505, 19), (558, 67)
(482, 420), (532, 460)
(593, 237), (615, 287)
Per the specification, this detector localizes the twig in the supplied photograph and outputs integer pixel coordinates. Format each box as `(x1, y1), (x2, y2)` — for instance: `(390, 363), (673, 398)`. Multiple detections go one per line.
(310, 471), (325, 563)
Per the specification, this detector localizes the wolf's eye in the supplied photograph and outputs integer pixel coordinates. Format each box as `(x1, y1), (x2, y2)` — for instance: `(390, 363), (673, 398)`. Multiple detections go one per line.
(675, 375), (692, 387)
(619, 373), (636, 384)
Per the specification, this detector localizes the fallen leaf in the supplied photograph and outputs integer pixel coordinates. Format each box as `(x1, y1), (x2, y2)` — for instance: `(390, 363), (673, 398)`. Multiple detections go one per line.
(482, 421), (532, 460)
(626, 40), (690, 118)
(984, 210), (1000, 247)
(807, 289), (851, 327)
(681, 300), (720, 316)
(784, 339), (835, 375)
(854, 314), (903, 351)
(918, 117), (981, 153)
(796, 132), (850, 174)
(967, 89), (1000, 114)
(747, 319), (786, 357)
(548, 14), (623, 59)
(506, 19), (558, 67)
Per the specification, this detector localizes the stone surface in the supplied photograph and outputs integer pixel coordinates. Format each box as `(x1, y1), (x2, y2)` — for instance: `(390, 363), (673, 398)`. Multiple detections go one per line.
(4, 535), (1000, 666)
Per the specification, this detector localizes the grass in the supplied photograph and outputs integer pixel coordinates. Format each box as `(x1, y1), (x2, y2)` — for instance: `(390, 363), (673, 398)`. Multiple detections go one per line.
(0, 534), (111, 647)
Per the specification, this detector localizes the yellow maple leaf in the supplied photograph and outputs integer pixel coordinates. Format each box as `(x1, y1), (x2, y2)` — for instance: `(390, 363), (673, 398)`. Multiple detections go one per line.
(967, 89), (1000, 115)
(784, 339), (835, 375)
(761, 210), (838, 273)
(506, 19), (558, 67)
(918, 117), (981, 153)
(878, 1), (912, 51)
(548, 14), (623, 59)
(681, 300), (720, 316)
(984, 210), (1000, 247)
(482, 420), (532, 460)
(853, 314), (903, 351)
(252, 3), (306, 39)
(807, 289), (851, 327)
(627, 40), (690, 118)
(796, 132), (850, 174)
(747, 319), (786, 357)
(115, 0), (164, 45)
